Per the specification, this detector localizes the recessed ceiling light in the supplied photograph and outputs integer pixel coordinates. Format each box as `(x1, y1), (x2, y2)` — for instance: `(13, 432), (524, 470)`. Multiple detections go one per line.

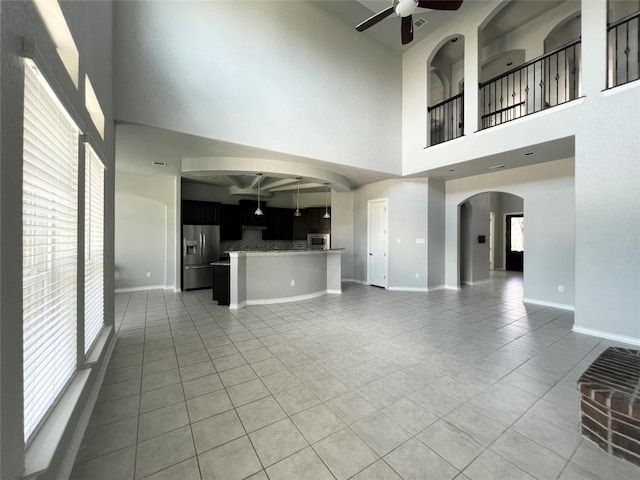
(524, 152), (534, 156)
(449, 169), (456, 172)
(488, 164), (505, 170)
(506, 62), (513, 66)
(152, 161), (167, 167)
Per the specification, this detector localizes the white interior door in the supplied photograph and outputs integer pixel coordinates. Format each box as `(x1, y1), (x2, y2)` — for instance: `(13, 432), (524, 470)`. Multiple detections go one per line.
(489, 211), (495, 271)
(368, 198), (388, 288)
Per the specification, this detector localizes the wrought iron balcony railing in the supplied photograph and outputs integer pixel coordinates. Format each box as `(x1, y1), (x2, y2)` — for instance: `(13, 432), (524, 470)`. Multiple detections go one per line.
(479, 40), (581, 130)
(427, 92), (464, 146)
(608, 11), (640, 88)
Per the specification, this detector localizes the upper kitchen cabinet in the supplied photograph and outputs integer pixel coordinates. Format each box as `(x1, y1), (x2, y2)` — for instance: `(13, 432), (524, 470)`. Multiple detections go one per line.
(293, 207), (331, 240)
(182, 200), (220, 225)
(239, 199), (267, 227)
(220, 203), (242, 241)
(263, 207), (294, 240)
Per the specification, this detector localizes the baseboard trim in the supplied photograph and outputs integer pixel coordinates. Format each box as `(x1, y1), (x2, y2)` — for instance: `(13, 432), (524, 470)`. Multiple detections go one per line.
(427, 285), (446, 292)
(388, 286), (428, 292)
(572, 326), (640, 347)
(445, 285), (461, 291)
(463, 278), (491, 286)
(327, 289), (342, 295)
(246, 290), (328, 306)
(522, 297), (575, 311)
(343, 278), (367, 285)
(229, 300), (247, 310)
(115, 285), (166, 293)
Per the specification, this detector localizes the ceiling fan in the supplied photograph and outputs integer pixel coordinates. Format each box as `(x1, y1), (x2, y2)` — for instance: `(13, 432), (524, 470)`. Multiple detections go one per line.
(356, 0), (463, 45)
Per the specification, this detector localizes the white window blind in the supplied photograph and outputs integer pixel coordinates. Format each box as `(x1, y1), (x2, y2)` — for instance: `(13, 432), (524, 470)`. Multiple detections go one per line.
(84, 144), (105, 354)
(23, 59), (79, 442)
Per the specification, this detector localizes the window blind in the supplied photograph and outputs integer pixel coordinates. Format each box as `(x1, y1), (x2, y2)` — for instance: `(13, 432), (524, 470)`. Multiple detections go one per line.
(84, 144), (105, 354)
(23, 59), (79, 442)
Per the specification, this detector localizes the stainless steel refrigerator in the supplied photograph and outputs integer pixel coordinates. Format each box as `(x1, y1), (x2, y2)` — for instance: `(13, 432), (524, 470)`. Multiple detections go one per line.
(182, 225), (220, 290)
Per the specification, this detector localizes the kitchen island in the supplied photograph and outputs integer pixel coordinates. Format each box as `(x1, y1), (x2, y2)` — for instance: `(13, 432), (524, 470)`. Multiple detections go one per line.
(227, 249), (342, 309)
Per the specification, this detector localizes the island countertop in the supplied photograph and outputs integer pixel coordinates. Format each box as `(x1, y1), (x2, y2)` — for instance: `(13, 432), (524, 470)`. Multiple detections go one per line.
(227, 249), (342, 309)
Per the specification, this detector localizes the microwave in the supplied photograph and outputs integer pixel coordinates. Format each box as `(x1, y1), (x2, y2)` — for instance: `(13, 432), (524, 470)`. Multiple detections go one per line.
(307, 233), (330, 250)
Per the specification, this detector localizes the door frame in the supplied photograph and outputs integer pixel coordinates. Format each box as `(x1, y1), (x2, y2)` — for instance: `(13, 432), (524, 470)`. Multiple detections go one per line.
(367, 197), (389, 288)
(504, 211), (524, 271)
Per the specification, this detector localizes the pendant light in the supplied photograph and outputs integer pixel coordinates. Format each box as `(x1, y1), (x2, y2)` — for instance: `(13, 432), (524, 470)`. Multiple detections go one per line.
(323, 182), (331, 219)
(294, 177), (302, 217)
(254, 173), (263, 216)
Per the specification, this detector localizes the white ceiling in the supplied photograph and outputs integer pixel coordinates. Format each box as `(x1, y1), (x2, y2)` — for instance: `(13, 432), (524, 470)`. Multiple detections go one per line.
(312, 0), (570, 55)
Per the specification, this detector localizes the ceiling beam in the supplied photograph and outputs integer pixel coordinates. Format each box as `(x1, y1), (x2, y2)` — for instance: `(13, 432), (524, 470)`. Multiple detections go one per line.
(260, 178), (298, 191)
(249, 174), (265, 189)
(269, 182), (324, 192)
(222, 175), (244, 188)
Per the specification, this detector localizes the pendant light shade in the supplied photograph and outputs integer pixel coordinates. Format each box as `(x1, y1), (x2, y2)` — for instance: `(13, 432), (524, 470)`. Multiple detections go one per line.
(323, 183), (331, 219)
(254, 173), (263, 216)
(294, 177), (302, 217)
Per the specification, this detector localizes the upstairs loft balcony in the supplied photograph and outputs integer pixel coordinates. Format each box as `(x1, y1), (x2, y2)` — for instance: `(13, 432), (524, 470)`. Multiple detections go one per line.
(608, 11), (640, 88)
(428, 93), (463, 147)
(479, 40), (582, 130)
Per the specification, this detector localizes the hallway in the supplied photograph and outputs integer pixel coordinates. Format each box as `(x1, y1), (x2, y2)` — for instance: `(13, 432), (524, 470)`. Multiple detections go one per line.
(72, 276), (640, 479)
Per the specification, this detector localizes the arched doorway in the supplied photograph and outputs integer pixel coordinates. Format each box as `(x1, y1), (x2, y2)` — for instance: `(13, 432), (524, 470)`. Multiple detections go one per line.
(458, 192), (524, 286)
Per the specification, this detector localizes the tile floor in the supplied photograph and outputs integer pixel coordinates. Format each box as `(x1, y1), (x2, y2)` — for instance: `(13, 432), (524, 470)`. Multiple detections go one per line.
(71, 273), (640, 480)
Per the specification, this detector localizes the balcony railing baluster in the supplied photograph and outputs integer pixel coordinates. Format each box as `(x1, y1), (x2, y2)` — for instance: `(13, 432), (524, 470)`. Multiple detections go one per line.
(427, 92), (464, 146)
(608, 11), (640, 88)
(479, 40), (581, 129)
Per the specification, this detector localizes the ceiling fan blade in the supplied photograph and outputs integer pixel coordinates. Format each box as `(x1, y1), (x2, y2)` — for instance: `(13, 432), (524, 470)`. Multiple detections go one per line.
(417, 0), (463, 11)
(356, 5), (395, 32)
(401, 15), (413, 45)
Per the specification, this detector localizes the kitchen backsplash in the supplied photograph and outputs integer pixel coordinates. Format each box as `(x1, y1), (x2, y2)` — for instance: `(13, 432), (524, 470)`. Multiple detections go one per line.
(221, 240), (307, 253)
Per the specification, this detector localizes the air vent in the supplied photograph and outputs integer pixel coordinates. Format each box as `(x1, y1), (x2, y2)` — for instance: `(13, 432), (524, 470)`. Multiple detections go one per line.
(414, 17), (427, 29)
(152, 161), (167, 167)
(488, 164), (505, 170)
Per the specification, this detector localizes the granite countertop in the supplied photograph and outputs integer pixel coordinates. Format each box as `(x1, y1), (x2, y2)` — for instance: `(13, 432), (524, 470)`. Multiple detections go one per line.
(226, 248), (344, 254)
(210, 261), (231, 266)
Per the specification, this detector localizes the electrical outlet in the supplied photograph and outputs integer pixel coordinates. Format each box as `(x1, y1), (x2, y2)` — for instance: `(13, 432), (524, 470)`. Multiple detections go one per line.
(291, 280), (295, 286)
(558, 285), (564, 293)
(146, 272), (151, 278)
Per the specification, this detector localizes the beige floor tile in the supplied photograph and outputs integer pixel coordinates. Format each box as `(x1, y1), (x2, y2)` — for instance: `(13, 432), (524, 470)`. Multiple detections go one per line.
(186, 389), (233, 422)
(134, 426), (195, 479)
(71, 446), (136, 480)
(198, 436), (262, 480)
(236, 395), (287, 432)
(314, 428), (378, 480)
(291, 404), (346, 443)
(266, 447), (334, 480)
(192, 409), (245, 454)
(384, 438), (458, 480)
(249, 418), (309, 466)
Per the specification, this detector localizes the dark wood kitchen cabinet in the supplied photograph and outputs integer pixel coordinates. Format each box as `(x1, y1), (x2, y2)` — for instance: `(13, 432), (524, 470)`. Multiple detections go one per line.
(293, 208), (331, 239)
(263, 207), (294, 240)
(182, 200), (220, 225)
(239, 199), (266, 227)
(220, 204), (242, 240)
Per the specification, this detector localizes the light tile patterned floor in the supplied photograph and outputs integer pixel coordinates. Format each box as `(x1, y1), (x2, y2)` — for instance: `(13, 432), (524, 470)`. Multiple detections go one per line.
(71, 273), (640, 480)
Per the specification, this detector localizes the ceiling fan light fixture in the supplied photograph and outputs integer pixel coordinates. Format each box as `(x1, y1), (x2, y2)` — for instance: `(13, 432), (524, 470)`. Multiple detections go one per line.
(395, 0), (417, 17)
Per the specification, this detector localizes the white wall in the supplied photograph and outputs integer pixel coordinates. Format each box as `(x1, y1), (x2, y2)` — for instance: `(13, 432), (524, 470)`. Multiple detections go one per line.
(114, 174), (176, 290)
(352, 179), (429, 290)
(0, 1), (115, 478)
(447, 158), (575, 309)
(460, 193), (491, 284)
(113, 0), (402, 174)
(427, 178), (446, 288)
(332, 192), (355, 280)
